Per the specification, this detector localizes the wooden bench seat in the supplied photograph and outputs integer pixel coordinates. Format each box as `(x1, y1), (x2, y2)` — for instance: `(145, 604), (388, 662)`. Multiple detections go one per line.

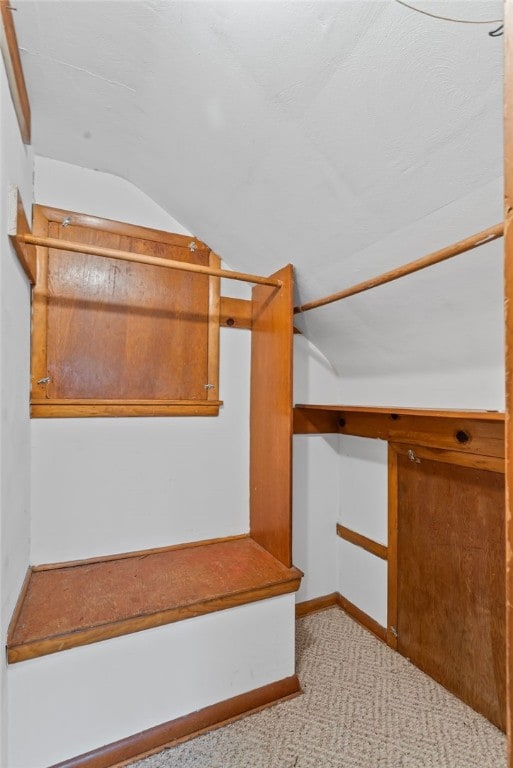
(7, 536), (302, 663)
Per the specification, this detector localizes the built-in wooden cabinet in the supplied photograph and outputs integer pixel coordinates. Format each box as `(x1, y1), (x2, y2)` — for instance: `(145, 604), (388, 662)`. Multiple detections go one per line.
(30, 207), (221, 417)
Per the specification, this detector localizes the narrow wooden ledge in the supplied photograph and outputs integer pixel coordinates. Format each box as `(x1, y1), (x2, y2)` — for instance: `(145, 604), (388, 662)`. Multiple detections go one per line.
(30, 400), (223, 418)
(7, 536), (302, 664)
(294, 405), (505, 458)
(294, 404), (505, 420)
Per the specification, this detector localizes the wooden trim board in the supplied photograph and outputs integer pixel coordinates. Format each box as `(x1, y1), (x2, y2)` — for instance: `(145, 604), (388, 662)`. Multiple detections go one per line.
(0, 0), (31, 144)
(48, 676), (301, 768)
(337, 593), (387, 643)
(207, 252), (221, 401)
(220, 297), (252, 329)
(31, 402), (223, 418)
(391, 442), (504, 474)
(294, 405), (504, 458)
(7, 537), (302, 663)
(293, 407), (341, 434)
(505, 0), (513, 760)
(336, 523), (387, 560)
(295, 593), (340, 618)
(35, 206), (209, 251)
(295, 404), (504, 421)
(8, 189), (35, 282)
(295, 593), (387, 643)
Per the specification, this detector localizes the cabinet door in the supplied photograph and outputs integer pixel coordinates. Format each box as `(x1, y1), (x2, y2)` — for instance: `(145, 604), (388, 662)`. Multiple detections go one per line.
(397, 454), (505, 730)
(31, 206), (220, 417)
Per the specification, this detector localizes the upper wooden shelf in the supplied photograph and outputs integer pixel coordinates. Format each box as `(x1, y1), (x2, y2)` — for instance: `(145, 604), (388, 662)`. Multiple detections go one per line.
(295, 405), (505, 421)
(7, 536), (302, 664)
(294, 405), (505, 460)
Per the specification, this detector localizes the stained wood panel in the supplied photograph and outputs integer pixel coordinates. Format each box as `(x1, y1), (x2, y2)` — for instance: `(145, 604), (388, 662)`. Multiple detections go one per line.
(397, 455), (506, 730)
(0, 0), (31, 144)
(250, 265), (294, 566)
(335, 523), (387, 560)
(294, 405), (504, 458)
(8, 189), (35, 282)
(7, 536), (302, 663)
(220, 297), (252, 329)
(505, 0), (513, 757)
(31, 208), (220, 416)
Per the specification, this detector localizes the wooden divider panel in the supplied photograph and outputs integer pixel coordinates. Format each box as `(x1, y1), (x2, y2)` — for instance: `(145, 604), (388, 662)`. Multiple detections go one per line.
(505, 0), (513, 757)
(250, 265), (294, 567)
(0, 0), (31, 144)
(30, 207), (221, 417)
(397, 454), (506, 730)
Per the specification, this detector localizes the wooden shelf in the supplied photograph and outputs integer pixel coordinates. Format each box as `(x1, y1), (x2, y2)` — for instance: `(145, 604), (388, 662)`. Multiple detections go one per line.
(294, 404), (505, 459)
(7, 536), (302, 663)
(30, 400), (223, 418)
(295, 405), (505, 421)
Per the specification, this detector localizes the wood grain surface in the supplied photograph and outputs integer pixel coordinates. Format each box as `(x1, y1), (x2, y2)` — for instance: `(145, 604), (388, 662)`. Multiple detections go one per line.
(294, 406), (504, 458)
(294, 223), (503, 314)
(397, 454), (506, 730)
(9, 189), (35, 282)
(30, 207), (222, 415)
(8, 537), (302, 663)
(336, 523), (387, 560)
(337, 593), (387, 643)
(250, 265), (294, 566)
(505, 0), (513, 758)
(295, 593), (340, 618)
(0, 0), (31, 143)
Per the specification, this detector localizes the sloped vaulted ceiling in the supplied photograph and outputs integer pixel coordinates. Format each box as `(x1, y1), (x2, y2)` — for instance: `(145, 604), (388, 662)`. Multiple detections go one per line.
(13, 1), (504, 399)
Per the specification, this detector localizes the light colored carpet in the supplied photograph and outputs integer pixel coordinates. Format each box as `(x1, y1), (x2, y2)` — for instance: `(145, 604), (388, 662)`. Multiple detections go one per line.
(136, 607), (506, 768)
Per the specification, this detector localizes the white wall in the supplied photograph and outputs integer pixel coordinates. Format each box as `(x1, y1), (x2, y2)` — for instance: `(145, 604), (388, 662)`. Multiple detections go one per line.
(0, 58), (34, 767)
(293, 177), (505, 626)
(299, 178), (505, 411)
(337, 436), (388, 626)
(34, 157), (191, 236)
(293, 335), (341, 602)
(4, 159), (297, 768)
(8, 594), (295, 768)
(338, 436), (387, 545)
(31, 158), (251, 562)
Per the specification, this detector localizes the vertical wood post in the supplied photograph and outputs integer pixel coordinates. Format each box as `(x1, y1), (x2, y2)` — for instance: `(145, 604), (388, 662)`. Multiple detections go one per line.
(250, 265), (294, 566)
(505, 0), (513, 760)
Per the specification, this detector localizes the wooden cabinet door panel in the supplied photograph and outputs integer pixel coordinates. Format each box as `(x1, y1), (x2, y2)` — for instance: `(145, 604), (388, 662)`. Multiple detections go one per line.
(30, 208), (220, 415)
(397, 455), (505, 730)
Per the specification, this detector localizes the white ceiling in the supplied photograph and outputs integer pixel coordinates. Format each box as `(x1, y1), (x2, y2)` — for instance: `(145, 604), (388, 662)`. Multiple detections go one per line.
(12, 1), (504, 395)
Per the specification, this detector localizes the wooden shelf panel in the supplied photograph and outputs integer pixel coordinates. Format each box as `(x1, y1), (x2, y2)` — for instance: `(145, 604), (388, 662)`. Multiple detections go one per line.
(295, 404), (505, 421)
(7, 537), (302, 663)
(31, 400), (222, 418)
(294, 405), (504, 459)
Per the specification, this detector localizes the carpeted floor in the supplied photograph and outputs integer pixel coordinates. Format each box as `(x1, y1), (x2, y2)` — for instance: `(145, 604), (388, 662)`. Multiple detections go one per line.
(135, 607), (506, 768)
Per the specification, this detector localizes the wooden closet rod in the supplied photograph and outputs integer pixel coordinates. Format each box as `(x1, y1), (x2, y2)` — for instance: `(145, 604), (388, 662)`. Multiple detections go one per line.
(294, 222), (504, 314)
(18, 234), (283, 288)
